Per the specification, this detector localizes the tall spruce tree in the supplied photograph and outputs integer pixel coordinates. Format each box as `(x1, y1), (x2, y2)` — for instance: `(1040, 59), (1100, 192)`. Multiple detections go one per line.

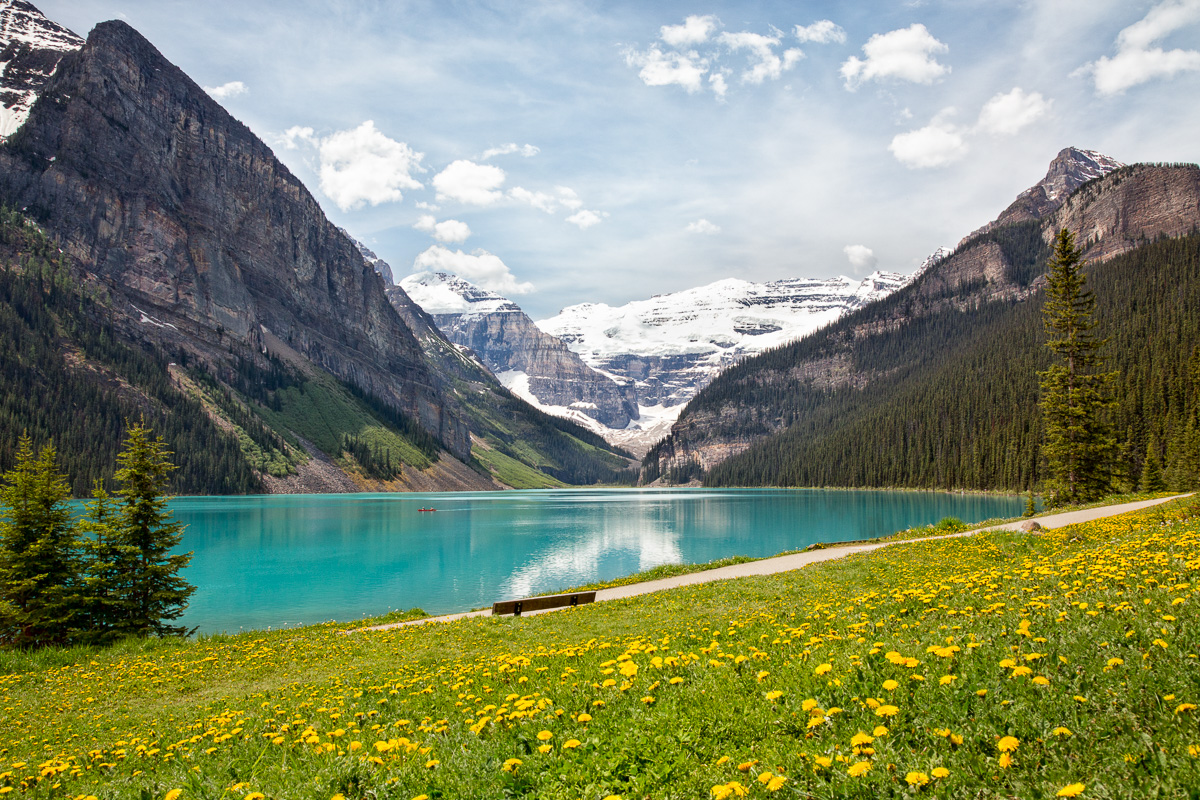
(0, 434), (79, 647)
(112, 423), (195, 637)
(1039, 229), (1117, 503)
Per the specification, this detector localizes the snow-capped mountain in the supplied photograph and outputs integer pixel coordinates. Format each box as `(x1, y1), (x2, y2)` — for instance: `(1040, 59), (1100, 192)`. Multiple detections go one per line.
(400, 272), (639, 431)
(537, 271), (909, 452)
(0, 0), (83, 139)
(339, 228), (394, 284)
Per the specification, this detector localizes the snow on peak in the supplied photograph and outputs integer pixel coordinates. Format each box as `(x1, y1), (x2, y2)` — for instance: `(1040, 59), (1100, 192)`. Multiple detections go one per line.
(0, 1), (84, 140)
(400, 271), (521, 317)
(538, 272), (909, 362)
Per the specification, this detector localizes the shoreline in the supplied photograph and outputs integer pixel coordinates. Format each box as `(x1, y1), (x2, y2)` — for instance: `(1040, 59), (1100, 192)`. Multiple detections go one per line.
(354, 492), (1192, 632)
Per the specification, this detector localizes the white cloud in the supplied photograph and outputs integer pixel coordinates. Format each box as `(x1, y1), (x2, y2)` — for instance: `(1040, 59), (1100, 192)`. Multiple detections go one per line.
(279, 125), (316, 150)
(685, 219), (721, 234)
(413, 245), (532, 295)
(317, 121), (424, 211)
(1077, 0), (1200, 95)
(660, 14), (719, 47)
(203, 80), (248, 100)
(841, 24), (950, 89)
(843, 244), (878, 272)
(414, 201), (440, 211)
(889, 111), (968, 168)
(414, 215), (471, 243)
(433, 160), (507, 206)
(975, 88), (1052, 135)
(509, 185), (587, 214)
(719, 31), (800, 84)
(566, 210), (606, 229)
(794, 20), (846, 45)
(481, 143), (541, 160)
(555, 187), (584, 210)
(625, 45), (709, 93)
(709, 72), (729, 99)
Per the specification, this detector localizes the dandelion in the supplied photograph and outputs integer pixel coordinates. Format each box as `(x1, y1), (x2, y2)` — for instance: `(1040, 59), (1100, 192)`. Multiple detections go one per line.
(850, 731), (874, 747)
(1176, 703), (1197, 714)
(1056, 783), (1086, 797)
(997, 736), (1020, 752)
(906, 771), (930, 787)
(875, 705), (899, 717)
(931, 767), (949, 778)
(999, 753), (1013, 769)
(882, 679), (899, 691)
(537, 730), (553, 741)
(765, 690), (783, 701)
(814, 663), (832, 676)
(939, 675), (956, 686)
(873, 725), (889, 737)
(1052, 727), (1072, 737)
(848, 761), (871, 777)
(501, 757), (522, 772)
(164, 792), (183, 800)
(577, 713), (592, 723)
(538, 744), (552, 754)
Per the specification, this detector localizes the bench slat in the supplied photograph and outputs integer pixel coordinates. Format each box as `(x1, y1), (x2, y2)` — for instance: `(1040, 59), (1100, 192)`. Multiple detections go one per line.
(492, 591), (596, 617)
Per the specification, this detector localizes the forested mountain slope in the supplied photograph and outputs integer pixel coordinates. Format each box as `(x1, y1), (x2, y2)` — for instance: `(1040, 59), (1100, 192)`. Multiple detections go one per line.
(647, 162), (1200, 491)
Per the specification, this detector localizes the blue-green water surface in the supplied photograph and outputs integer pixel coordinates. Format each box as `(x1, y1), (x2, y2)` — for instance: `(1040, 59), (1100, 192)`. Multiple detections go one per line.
(171, 488), (1023, 634)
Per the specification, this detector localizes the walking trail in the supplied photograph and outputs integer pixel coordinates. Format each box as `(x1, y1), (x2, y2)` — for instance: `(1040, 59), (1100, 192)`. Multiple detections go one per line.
(355, 494), (1190, 633)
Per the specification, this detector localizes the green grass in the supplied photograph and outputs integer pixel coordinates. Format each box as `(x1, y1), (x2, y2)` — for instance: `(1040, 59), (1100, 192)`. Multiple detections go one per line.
(2, 497), (1199, 798)
(252, 373), (432, 470)
(472, 443), (568, 489)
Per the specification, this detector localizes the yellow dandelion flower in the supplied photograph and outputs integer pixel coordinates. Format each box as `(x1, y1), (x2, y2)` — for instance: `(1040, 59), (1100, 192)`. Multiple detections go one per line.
(875, 704), (899, 717)
(577, 713), (593, 723)
(501, 757), (522, 772)
(873, 725), (889, 737)
(882, 680), (899, 691)
(538, 744), (553, 754)
(999, 753), (1013, 769)
(939, 675), (956, 686)
(164, 791), (183, 800)
(931, 767), (949, 779)
(814, 663), (832, 676)
(1052, 727), (1072, 737)
(670, 677), (685, 685)
(537, 730), (553, 741)
(765, 690), (783, 701)
(1177, 703), (1197, 714)
(850, 731), (874, 747)
(563, 738), (581, 749)
(737, 760), (758, 772)
(997, 736), (1019, 752)
(1056, 783), (1086, 797)
(848, 761), (871, 777)
(906, 772), (930, 787)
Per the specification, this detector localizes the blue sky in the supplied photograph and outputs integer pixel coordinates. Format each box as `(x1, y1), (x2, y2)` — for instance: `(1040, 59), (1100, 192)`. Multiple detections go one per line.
(38, 0), (1200, 318)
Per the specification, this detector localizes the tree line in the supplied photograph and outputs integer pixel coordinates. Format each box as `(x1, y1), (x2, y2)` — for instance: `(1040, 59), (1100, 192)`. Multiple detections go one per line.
(0, 423), (193, 648)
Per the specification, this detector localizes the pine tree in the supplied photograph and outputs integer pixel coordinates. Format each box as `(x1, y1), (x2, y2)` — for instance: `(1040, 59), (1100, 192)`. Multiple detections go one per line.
(76, 481), (125, 645)
(112, 423), (195, 637)
(0, 433), (79, 647)
(1140, 439), (1167, 493)
(1039, 229), (1117, 504)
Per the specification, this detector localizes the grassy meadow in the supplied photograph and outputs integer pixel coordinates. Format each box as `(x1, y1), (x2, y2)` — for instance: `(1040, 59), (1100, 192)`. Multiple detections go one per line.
(2, 498), (1198, 799)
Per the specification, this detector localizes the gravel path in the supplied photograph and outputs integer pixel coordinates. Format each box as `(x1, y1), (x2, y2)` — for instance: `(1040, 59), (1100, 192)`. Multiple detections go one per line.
(356, 493), (1190, 632)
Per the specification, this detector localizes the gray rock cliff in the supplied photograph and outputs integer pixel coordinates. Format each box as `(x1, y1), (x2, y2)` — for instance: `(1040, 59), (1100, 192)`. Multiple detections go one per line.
(0, 19), (472, 458)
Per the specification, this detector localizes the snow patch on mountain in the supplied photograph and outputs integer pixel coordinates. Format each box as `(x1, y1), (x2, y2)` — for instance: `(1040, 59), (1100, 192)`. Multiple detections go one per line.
(0, 1), (83, 139)
(401, 271), (519, 317)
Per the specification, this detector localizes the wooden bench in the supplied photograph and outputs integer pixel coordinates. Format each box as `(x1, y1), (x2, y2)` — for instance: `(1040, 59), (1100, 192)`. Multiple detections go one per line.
(492, 591), (597, 617)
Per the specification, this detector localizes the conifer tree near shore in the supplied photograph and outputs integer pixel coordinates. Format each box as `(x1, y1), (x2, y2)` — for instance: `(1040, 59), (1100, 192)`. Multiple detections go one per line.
(0, 424), (195, 647)
(1039, 229), (1117, 504)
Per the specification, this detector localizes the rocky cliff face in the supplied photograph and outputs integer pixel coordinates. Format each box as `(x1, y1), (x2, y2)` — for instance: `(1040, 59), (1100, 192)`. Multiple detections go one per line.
(0, 0), (82, 139)
(960, 147), (1124, 245)
(399, 272), (638, 429)
(651, 150), (1200, 479)
(1048, 163), (1200, 262)
(0, 19), (472, 457)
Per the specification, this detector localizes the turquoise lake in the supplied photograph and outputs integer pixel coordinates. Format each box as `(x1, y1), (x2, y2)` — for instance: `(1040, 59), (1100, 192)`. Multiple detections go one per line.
(170, 488), (1024, 634)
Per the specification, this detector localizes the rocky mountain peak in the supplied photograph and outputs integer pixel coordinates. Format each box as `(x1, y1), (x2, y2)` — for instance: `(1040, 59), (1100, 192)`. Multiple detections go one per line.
(339, 228), (394, 284)
(960, 147), (1125, 247)
(401, 271), (522, 316)
(0, 0), (83, 139)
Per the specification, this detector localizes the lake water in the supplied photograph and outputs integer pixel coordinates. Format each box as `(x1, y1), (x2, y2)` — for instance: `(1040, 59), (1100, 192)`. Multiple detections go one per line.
(170, 488), (1023, 634)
